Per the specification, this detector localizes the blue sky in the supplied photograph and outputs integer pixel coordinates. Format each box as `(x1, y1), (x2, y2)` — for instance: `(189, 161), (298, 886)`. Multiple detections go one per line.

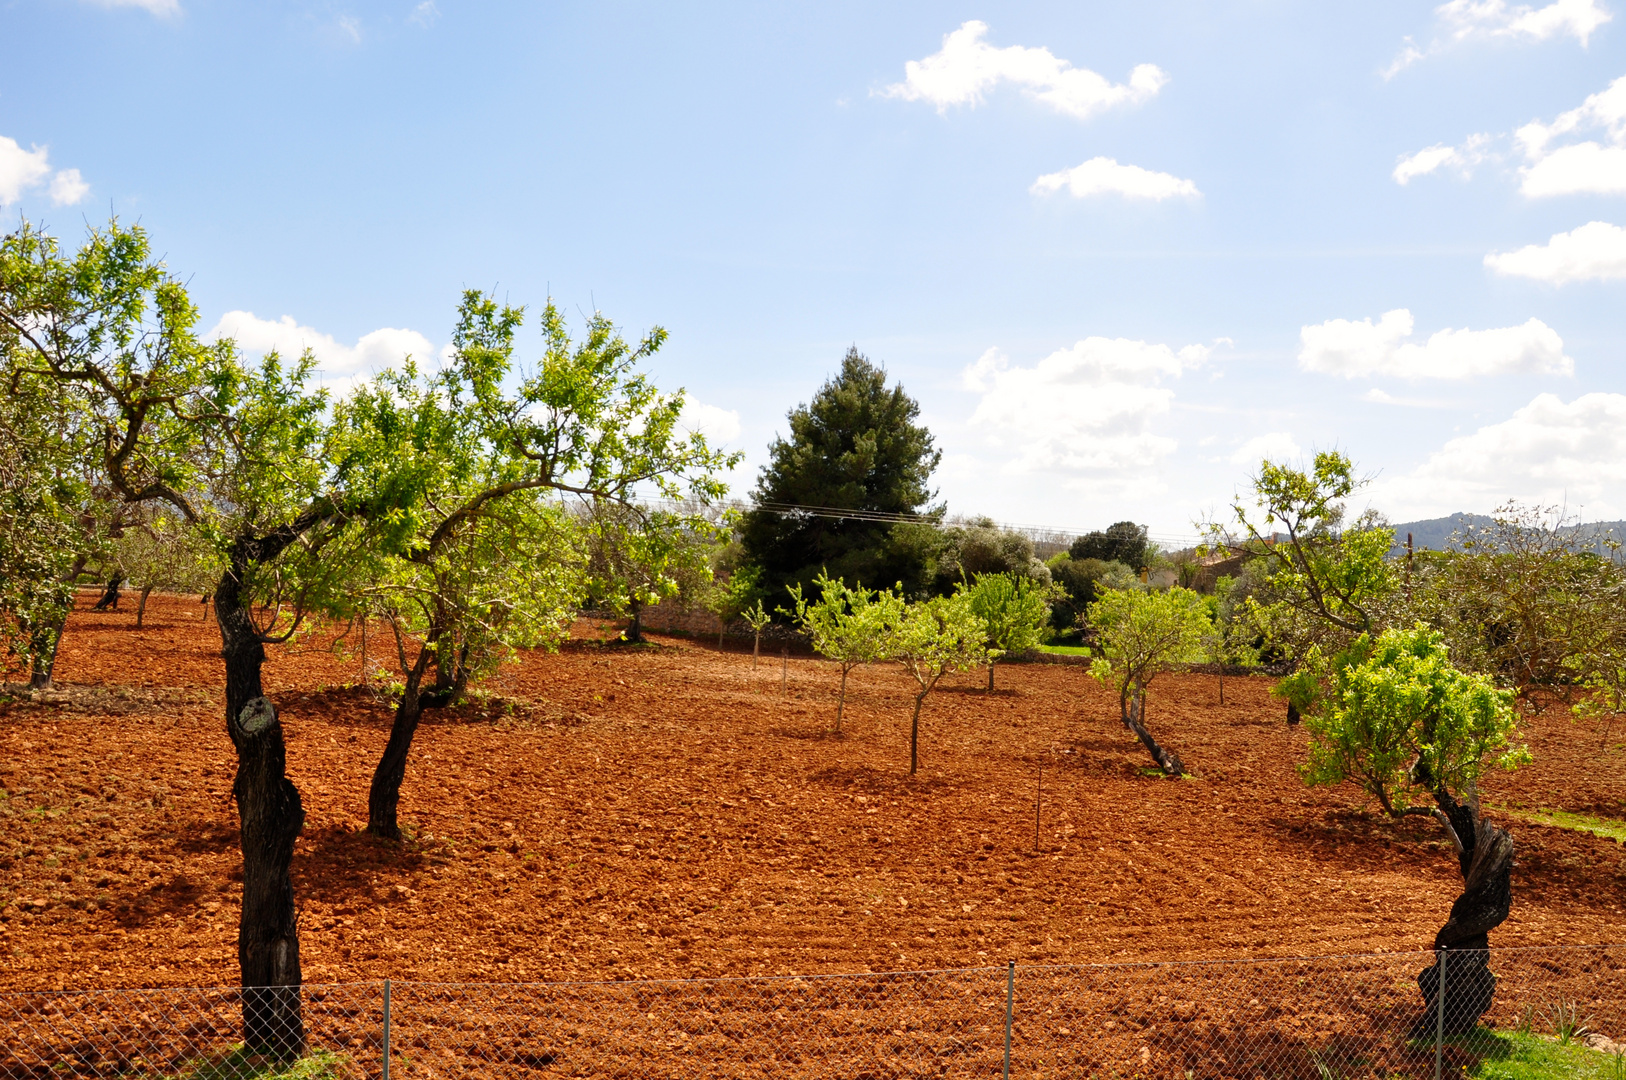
(5, 1), (1626, 541)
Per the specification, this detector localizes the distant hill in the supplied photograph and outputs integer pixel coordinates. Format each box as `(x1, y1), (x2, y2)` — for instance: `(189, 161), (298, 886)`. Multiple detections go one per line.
(1388, 513), (1626, 557)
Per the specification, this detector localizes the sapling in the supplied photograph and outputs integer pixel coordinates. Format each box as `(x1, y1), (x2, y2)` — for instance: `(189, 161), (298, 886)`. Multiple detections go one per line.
(959, 571), (1053, 690)
(785, 572), (904, 733)
(891, 594), (991, 774)
(743, 600), (772, 668)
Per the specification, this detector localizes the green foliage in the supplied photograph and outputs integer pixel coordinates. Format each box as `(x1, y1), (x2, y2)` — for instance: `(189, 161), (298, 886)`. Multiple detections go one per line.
(1287, 625), (1527, 816)
(1069, 521), (1151, 569)
(741, 347), (941, 599)
(785, 572), (904, 729)
(890, 593), (990, 773)
(1222, 452), (1397, 660)
(1046, 556), (1131, 632)
(1086, 586), (1212, 701)
(958, 572), (1052, 685)
(934, 518), (1050, 593)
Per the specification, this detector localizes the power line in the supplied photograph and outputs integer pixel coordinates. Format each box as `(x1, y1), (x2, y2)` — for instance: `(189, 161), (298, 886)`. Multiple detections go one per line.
(638, 496), (1207, 550)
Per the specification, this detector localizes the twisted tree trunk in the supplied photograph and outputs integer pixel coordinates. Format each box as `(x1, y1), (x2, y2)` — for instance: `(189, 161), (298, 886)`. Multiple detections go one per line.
(135, 584), (154, 629)
(1123, 687), (1184, 778)
(92, 575), (123, 611)
(1410, 793), (1514, 1039)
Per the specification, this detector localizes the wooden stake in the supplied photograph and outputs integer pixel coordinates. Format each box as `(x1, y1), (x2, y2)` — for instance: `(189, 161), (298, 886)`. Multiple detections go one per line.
(781, 647), (788, 695)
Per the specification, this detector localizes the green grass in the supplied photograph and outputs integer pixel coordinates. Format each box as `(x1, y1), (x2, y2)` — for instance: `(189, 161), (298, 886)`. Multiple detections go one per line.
(1461, 1029), (1624, 1080)
(1497, 806), (1626, 844)
(1036, 644), (1092, 656)
(136, 1046), (354, 1080)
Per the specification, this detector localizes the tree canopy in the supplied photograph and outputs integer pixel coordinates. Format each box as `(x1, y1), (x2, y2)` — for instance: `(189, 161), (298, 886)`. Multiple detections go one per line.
(741, 347), (940, 600)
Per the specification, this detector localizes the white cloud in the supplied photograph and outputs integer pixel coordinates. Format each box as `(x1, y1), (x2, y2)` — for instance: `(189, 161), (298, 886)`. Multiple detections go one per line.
(1392, 136), (1492, 184)
(1031, 157), (1200, 200)
(1440, 0), (1611, 42)
(1376, 392), (1626, 518)
(1229, 432), (1302, 466)
(0, 137), (52, 206)
(1298, 309), (1571, 379)
(336, 15), (362, 43)
(1384, 0), (1610, 76)
(1362, 388), (1456, 408)
(1486, 220), (1626, 282)
(1399, 76), (1626, 195)
(408, 1), (439, 27)
(881, 20), (1168, 121)
(206, 312), (437, 392)
(961, 337), (1209, 475)
(83, 0), (181, 15)
(678, 399), (741, 445)
(48, 168), (89, 206)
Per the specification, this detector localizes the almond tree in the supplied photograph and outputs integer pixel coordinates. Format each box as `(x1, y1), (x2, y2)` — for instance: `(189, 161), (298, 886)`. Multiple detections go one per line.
(891, 594), (990, 774)
(959, 571), (1053, 690)
(1086, 585), (1211, 777)
(337, 291), (737, 839)
(785, 571), (904, 733)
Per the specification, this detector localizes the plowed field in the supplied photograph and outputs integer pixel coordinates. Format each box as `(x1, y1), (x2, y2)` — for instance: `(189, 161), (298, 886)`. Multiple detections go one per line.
(1, 592), (1622, 990)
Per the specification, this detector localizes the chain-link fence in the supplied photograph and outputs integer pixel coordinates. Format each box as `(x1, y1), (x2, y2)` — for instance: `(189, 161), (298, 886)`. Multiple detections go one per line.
(3, 946), (1622, 1078)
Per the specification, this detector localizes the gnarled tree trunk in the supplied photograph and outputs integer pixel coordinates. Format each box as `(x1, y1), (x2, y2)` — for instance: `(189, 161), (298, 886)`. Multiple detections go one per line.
(624, 599), (644, 644)
(135, 585), (154, 629)
(1410, 793), (1514, 1039)
(215, 540), (309, 1060)
(26, 611), (67, 690)
(231, 696), (306, 1060)
(1123, 687), (1184, 778)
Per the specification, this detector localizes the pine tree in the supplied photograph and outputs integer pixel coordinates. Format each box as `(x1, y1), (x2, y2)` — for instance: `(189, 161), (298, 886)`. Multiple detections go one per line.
(741, 347), (941, 600)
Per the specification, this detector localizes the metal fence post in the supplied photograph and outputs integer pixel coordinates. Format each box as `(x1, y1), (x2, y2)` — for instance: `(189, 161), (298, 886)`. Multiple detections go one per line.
(382, 978), (391, 1080)
(1003, 961), (1015, 1080)
(1434, 949), (1446, 1080)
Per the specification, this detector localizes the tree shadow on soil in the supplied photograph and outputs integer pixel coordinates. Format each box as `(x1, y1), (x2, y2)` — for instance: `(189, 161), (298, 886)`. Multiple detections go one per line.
(1262, 807), (1449, 874)
(805, 764), (958, 796)
(290, 825), (427, 902)
(108, 871), (213, 928)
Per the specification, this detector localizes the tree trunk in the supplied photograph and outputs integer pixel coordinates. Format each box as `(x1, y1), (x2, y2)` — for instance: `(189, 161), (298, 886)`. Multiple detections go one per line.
(215, 547), (308, 1059)
(752, 631), (760, 669)
(230, 696), (306, 1061)
(836, 666), (849, 734)
(909, 692), (925, 775)
(135, 585), (154, 629)
(92, 575), (123, 611)
(201, 593), (211, 621)
(1410, 795), (1514, 1039)
(368, 646), (435, 840)
(1286, 701), (1300, 725)
(27, 610), (67, 690)
(625, 600), (644, 644)
(1123, 687), (1184, 777)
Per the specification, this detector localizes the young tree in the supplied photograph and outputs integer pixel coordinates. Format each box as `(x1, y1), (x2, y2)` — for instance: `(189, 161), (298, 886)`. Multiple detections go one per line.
(1086, 586), (1211, 777)
(959, 571), (1052, 690)
(1284, 626), (1527, 1035)
(581, 500), (721, 646)
(785, 571), (904, 732)
(709, 563), (765, 651)
(890, 594), (990, 774)
(741, 347), (942, 598)
(741, 600), (772, 668)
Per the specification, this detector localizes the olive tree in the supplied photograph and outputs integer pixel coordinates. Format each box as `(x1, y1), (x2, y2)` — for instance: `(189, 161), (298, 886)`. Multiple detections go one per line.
(891, 594), (990, 774)
(785, 571), (904, 732)
(1086, 586), (1211, 777)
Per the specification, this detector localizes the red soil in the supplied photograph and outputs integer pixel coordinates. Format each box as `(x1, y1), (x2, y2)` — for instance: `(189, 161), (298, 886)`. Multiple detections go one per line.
(1, 592), (1622, 990)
